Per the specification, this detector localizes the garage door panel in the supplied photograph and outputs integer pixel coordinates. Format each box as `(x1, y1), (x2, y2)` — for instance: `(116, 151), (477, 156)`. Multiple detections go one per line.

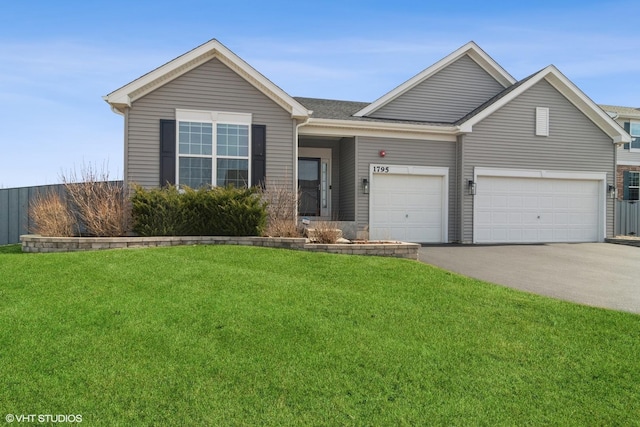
(553, 212), (569, 224)
(370, 172), (445, 243)
(475, 176), (601, 243)
(508, 196), (523, 208)
(492, 195), (508, 208)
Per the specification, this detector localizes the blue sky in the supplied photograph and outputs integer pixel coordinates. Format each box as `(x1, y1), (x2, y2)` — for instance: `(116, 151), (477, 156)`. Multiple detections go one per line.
(1, 0), (639, 188)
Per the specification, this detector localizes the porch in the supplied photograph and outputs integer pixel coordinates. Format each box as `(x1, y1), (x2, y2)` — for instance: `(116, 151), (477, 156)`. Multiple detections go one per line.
(298, 136), (359, 238)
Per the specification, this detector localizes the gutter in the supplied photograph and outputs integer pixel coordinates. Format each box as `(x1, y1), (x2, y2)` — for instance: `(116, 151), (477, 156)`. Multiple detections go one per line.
(305, 118), (459, 135)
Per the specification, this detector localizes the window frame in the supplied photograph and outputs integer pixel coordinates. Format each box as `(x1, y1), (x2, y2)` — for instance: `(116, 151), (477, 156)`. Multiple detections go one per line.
(628, 120), (640, 152)
(175, 109), (252, 188)
(627, 171), (640, 201)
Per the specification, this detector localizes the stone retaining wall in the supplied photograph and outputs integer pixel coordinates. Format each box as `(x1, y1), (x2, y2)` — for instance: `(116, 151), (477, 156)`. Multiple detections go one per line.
(20, 235), (420, 259)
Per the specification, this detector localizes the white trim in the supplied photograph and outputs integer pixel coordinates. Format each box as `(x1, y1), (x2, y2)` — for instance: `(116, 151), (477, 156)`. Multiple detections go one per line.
(473, 167), (606, 181)
(299, 118), (458, 141)
(299, 147), (332, 218)
(176, 109), (252, 125)
(617, 161), (640, 166)
(354, 41), (516, 118)
(104, 39), (310, 119)
(458, 66), (630, 144)
(369, 165), (449, 243)
(473, 167), (606, 243)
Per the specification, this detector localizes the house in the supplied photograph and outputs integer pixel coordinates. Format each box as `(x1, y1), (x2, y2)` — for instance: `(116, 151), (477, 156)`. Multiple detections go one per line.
(104, 39), (630, 244)
(599, 105), (640, 200)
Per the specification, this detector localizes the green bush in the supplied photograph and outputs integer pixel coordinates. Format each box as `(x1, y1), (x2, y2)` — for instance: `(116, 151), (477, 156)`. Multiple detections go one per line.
(130, 185), (267, 237)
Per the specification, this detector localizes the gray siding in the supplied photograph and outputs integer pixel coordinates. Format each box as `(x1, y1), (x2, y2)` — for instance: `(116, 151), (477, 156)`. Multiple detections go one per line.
(127, 58), (296, 189)
(339, 138), (356, 221)
(462, 79), (615, 242)
(370, 55), (506, 123)
(616, 145), (640, 164)
(356, 136), (458, 241)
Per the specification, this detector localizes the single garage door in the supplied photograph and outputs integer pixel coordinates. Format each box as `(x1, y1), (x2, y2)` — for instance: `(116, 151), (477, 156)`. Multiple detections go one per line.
(474, 175), (602, 243)
(370, 167), (447, 243)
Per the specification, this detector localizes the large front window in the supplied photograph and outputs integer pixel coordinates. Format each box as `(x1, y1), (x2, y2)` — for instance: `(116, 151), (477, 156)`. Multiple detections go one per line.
(176, 110), (251, 188)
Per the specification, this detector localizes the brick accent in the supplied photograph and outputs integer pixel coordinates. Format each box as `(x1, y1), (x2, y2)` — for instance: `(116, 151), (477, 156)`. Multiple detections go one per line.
(20, 235), (420, 260)
(616, 165), (640, 200)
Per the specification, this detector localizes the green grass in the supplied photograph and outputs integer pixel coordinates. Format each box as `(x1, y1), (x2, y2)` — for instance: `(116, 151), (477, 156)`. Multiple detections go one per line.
(1, 244), (639, 425)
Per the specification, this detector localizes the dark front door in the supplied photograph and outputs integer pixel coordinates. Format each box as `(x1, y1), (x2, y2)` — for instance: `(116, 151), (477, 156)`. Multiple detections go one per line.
(298, 158), (320, 216)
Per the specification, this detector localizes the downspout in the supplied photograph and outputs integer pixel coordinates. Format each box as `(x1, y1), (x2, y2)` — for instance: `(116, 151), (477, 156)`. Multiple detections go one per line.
(613, 138), (618, 238)
(458, 134), (465, 243)
(123, 107), (130, 192)
(294, 116), (311, 219)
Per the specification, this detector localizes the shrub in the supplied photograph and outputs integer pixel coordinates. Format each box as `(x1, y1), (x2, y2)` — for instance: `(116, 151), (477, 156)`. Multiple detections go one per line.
(28, 191), (75, 237)
(61, 164), (126, 237)
(307, 221), (342, 244)
(130, 185), (267, 237)
(128, 185), (184, 236)
(260, 179), (302, 237)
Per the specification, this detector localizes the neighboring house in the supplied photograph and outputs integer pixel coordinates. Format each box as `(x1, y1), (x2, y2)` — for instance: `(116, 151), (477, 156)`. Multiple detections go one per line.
(104, 39), (630, 244)
(599, 105), (640, 200)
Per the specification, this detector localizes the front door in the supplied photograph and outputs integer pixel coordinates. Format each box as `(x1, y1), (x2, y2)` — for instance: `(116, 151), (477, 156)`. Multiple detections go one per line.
(298, 158), (321, 216)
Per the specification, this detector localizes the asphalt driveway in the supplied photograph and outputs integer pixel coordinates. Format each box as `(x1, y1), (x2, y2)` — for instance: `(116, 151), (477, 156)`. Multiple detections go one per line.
(419, 243), (640, 314)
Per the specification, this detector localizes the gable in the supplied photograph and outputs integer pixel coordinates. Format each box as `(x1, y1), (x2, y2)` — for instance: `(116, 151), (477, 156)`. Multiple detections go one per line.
(369, 55), (506, 123)
(125, 58), (296, 188)
(458, 66), (629, 144)
(133, 57), (293, 119)
(466, 79), (613, 169)
(104, 39), (309, 119)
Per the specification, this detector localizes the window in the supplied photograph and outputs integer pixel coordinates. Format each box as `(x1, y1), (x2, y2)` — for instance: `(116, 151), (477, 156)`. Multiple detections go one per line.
(630, 122), (640, 150)
(176, 110), (251, 188)
(627, 172), (640, 201)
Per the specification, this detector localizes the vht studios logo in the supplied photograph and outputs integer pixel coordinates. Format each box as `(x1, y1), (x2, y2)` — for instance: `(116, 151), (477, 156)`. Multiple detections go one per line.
(6, 414), (83, 423)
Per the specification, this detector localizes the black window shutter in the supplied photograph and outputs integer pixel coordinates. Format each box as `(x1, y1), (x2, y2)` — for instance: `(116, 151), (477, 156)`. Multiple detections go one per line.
(623, 170), (630, 200)
(251, 124), (266, 187)
(160, 119), (176, 186)
(624, 121), (630, 150)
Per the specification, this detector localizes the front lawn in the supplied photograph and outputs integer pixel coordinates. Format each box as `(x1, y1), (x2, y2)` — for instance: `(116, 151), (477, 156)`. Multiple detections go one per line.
(1, 245), (638, 425)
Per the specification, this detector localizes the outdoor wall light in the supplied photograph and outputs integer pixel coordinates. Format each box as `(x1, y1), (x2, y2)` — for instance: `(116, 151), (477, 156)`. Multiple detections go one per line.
(608, 184), (616, 199)
(468, 180), (476, 196)
(379, 150), (386, 157)
(362, 178), (369, 194)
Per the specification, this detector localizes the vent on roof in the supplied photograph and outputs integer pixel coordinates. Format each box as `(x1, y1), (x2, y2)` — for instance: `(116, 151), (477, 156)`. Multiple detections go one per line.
(536, 107), (549, 136)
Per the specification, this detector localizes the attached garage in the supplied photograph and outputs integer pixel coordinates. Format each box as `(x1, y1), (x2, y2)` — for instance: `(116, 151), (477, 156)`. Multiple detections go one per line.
(369, 165), (448, 243)
(473, 168), (606, 244)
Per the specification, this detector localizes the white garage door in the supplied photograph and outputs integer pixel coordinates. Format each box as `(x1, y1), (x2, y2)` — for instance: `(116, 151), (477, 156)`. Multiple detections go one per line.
(475, 175), (602, 243)
(370, 167), (447, 243)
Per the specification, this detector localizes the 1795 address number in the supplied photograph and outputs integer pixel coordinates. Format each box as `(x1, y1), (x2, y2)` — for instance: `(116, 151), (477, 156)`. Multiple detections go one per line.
(372, 166), (389, 173)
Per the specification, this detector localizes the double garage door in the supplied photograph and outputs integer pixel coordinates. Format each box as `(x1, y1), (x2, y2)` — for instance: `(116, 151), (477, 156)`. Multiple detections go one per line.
(369, 166), (605, 244)
(474, 171), (605, 244)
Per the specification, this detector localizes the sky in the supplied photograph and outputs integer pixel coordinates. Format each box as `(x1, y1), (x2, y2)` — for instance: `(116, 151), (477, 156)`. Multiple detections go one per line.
(1, 0), (639, 188)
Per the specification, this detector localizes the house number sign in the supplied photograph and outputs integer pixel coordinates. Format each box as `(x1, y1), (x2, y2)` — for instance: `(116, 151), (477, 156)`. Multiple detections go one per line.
(372, 166), (390, 173)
